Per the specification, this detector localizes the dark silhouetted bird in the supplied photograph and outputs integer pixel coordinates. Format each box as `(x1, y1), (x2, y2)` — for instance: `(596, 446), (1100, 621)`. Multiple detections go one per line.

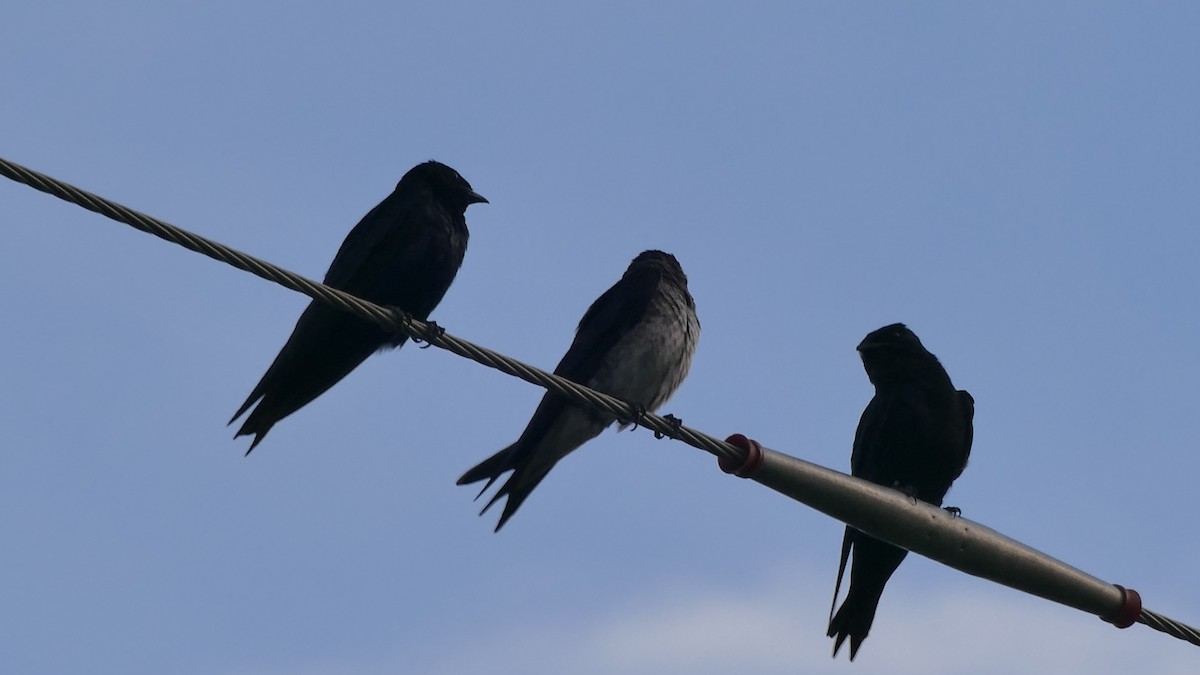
(828, 323), (974, 660)
(457, 250), (700, 531)
(230, 161), (486, 453)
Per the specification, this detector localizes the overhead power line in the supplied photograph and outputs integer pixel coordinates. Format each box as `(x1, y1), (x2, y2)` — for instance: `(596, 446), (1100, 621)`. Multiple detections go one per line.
(2, 155), (1196, 650)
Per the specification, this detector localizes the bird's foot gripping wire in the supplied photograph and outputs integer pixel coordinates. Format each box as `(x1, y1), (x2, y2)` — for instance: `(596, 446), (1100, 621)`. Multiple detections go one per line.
(386, 306), (417, 342)
(384, 306), (443, 348)
(944, 506), (962, 518)
(655, 414), (683, 439)
(629, 403), (648, 430)
(415, 320), (445, 349)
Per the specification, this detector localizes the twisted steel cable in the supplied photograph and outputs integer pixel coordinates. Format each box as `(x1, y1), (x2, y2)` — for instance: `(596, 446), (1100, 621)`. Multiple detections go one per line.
(1140, 609), (1200, 647)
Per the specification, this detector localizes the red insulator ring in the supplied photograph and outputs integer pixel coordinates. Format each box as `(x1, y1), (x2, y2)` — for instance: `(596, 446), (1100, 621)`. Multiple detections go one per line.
(720, 434), (765, 478)
(1103, 585), (1142, 629)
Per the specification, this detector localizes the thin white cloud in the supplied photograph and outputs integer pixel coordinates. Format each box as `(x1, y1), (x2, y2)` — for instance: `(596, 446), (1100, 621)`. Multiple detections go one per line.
(413, 566), (1196, 675)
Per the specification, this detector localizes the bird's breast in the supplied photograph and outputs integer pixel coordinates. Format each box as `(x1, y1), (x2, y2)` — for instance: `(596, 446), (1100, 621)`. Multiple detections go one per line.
(589, 284), (699, 413)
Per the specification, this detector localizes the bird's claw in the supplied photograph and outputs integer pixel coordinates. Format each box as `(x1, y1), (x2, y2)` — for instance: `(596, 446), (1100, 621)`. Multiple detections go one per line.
(629, 404), (648, 430)
(943, 506), (962, 518)
(655, 414), (683, 439)
(415, 320), (445, 349)
(387, 306), (419, 343)
(385, 305), (444, 349)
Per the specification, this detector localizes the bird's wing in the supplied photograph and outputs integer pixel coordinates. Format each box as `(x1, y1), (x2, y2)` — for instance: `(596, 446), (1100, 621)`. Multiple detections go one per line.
(554, 262), (661, 386)
(835, 390), (885, 616)
(956, 389), (975, 474)
(509, 263), (663, 450)
(849, 393), (891, 480)
(321, 183), (430, 294)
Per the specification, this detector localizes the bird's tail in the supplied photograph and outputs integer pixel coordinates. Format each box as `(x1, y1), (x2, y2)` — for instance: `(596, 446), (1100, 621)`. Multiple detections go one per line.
(829, 526), (853, 622)
(827, 531), (907, 661)
(457, 444), (551, 532)
(457, 446), (514, 499)
(229, 391), (274, 455)
(228, 304), (382, 455)
(827, 586), (882, 661)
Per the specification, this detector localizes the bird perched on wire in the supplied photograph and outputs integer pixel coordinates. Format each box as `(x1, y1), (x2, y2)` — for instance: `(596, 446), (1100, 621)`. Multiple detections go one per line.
(458, 250), (700, 531)
(828, 323), (974, 660)
(230, 161), (487, 453)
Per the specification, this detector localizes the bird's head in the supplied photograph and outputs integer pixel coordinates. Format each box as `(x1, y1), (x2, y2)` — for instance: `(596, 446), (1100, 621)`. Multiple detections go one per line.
(628, 250), (688, 286)
(402, 160), (488, 211)
(857, 323), (938, 384)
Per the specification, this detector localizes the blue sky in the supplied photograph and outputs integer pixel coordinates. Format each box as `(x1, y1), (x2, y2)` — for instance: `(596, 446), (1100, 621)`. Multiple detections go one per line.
(2, 3), (1198, 673)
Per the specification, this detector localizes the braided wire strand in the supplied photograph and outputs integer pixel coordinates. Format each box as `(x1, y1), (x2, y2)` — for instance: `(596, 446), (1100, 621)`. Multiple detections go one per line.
(4, 154), (1199, 648)
(1139, 609), (1200, 647)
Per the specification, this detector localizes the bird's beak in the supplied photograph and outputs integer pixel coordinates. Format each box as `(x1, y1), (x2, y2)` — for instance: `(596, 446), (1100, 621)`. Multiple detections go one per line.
(857, 339), (882, 353)
(467, 191), (488, 205)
